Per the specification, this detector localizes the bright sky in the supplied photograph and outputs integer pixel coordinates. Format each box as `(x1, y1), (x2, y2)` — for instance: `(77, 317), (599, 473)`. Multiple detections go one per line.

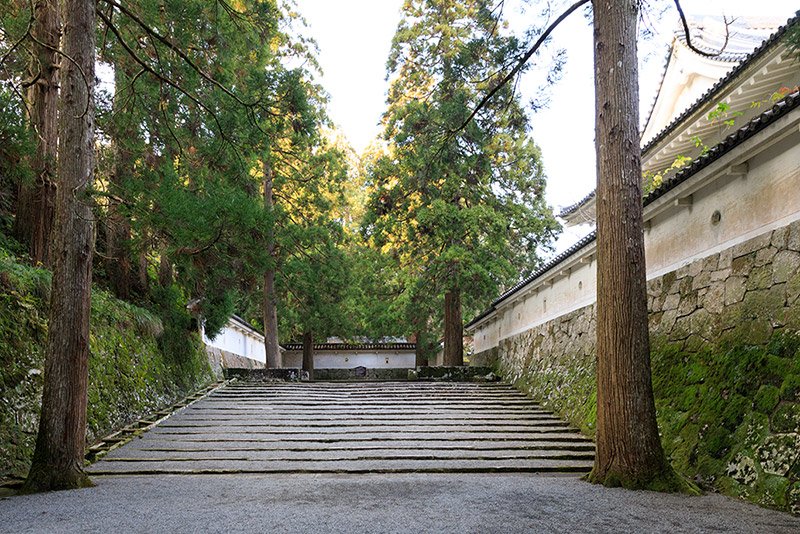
(296, 0), (798, 249)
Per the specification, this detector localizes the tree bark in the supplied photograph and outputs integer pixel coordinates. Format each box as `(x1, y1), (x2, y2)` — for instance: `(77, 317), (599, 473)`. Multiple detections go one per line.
(23, 0), (96, 492)
(262, 159), (281, 368)
(443, 289), (463, 366)
(158, 250), (172, 288)
(414, 330), (429, 368)
(135, 230), (150, 295)
(302, 330), (314, 380)
(14, 0), (60, 266)
(587, 0), (673, 489)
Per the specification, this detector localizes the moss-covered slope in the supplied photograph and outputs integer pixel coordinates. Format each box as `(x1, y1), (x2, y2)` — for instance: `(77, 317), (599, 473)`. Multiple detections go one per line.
(652, 335), (800, 513)
(0, 246), (213, 482)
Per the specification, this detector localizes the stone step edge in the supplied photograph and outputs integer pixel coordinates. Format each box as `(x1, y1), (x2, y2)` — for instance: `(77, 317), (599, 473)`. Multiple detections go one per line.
(142, 435), (593, 443)
(84, 379), (234, 464)
(135, 444), (596, 452)
(87, 465), (592, 476)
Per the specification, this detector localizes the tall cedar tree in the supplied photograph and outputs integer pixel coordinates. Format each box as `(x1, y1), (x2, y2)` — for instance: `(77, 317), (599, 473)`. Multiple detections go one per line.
(95, 0), (323, 340)
(13, 0), (59, 266)
(587, 0), (688, 491)
(23, 0), (96, 491)
(275, 143), (352, 374)
(366, 0), (558, 362)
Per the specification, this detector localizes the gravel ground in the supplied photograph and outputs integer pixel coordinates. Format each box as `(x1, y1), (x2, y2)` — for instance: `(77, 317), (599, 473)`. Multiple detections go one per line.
(1, 473), (798, 533)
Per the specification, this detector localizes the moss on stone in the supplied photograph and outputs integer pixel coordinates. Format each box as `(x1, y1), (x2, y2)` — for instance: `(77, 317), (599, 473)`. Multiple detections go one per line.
(781, 375), (800, 401)
(506, 325), (800, 514)
(0, 245), (212, 482)
(772, 403), (800, 432)
(754, 385), (781, 414)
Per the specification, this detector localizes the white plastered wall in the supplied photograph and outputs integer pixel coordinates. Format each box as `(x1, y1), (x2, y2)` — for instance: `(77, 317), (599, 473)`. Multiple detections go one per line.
(471, 110), (800, 354)
(202, 322), (266, 364)
(282, 350), (416, 369)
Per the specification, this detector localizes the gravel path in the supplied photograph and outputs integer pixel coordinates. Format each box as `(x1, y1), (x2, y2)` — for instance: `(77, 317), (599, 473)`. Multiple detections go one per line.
(4, 381), (797, 532)
(1, 473), (798, 533)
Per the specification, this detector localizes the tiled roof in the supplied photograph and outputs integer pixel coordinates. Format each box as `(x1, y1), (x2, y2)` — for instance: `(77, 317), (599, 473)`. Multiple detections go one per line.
(281, 343), (416, 352)
(466, 88), (800, 330)
(230, 315), (262, 335)
(643, 89), (800, 206)
(641, 13), (799, 156)
(558, 190), (595, 219)
(673, 16), (785, 63)
(558, 14), (799, 222)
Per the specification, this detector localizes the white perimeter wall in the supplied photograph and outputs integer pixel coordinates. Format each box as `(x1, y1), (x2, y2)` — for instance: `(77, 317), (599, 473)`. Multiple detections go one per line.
(472, 110), (800, 354)
(283, 350), (416, 369)
(202, 321), (266, 364)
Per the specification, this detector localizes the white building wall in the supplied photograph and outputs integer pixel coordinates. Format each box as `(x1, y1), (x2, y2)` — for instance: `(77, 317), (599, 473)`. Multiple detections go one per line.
(471, 114), (800, 354)
(645, 134), (800, 278)
(202, 321), (266, 364)
(282, 350), (416, 369)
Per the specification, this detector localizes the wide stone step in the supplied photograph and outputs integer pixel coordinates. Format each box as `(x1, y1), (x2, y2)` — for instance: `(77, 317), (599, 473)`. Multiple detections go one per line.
(86, 458), (594, 475)
(127, 433), (593, 444)
(118, 440), (596, 452)
(170, 412), (562, 420)
(158, 424), (573, 432)
(88, 380), (594, 476)
(102, 448), (594, 461)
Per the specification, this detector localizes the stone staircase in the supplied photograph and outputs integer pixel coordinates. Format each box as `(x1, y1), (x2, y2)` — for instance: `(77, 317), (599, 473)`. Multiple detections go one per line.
(87, 381), (594, 475)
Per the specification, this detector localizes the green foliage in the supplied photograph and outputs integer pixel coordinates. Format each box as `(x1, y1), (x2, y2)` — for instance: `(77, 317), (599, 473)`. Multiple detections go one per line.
(706, 101), (743, 129)
(0, 88), (34, 226)
(785, 21), (800, 57)
(364, 0), (559, 340)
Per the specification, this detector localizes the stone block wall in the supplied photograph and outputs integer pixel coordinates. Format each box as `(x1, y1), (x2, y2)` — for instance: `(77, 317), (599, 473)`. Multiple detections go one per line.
(206, 346), (265, 379)
(482, 220), (800, 514)
(649, 223), (800, 349)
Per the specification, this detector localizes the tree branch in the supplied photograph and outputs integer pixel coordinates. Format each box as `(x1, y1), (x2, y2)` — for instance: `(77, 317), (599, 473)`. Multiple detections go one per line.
(452, 0), (590, 136)
(97, 9), (229, 146)
(100, 0), (254, 108)
(673, 0), (731, 58)
(0, 0), (34, 68)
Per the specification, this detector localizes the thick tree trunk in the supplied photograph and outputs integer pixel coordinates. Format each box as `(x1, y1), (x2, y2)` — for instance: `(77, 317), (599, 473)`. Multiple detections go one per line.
(262, 159), (281, 368)
(106, 215), (132, 298)
(302, 330), (314, 380)
(587, 0), (675, 490)
(14, 0), (60, 266)
(263, 269), (281, 367)
(23, 0), (96, 492)
(443, 289), (463, 366)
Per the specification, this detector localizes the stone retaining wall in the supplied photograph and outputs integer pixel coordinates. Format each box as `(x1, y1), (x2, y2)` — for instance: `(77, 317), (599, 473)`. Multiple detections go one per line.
(206, 346), (264, 379)
(481, 220), (800, 514)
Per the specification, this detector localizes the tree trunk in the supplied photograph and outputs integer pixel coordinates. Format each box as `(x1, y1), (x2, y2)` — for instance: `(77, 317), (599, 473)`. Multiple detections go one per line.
(587, 0), (677, 490)
(106, 215), (133, 298)
(443, 289), (463, 366)
(14, 0), (60, 266)
(135, 229), (149, 295)
(414, 330), (429, 368)
(302, 330), (314, 380)
(23, 0), (96, 492)
(158, 250), (172, 288)
(262, 159), (281, 368)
